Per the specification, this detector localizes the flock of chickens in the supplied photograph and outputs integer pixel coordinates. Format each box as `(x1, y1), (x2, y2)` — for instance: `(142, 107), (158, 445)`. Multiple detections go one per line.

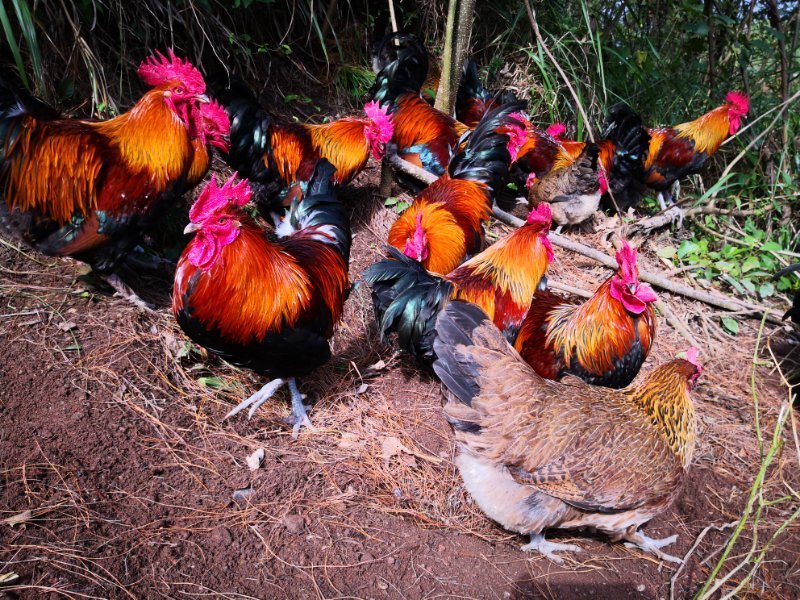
(1, 33), (751, 563)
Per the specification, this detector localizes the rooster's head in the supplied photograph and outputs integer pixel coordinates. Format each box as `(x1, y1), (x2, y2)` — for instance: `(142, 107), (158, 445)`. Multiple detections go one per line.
(139, 49), (209, 127)
(184, 174), (252, 270)
(725, 91), (749, 135)
(609, 241), (657, 314)
(363, 101), (395, 160)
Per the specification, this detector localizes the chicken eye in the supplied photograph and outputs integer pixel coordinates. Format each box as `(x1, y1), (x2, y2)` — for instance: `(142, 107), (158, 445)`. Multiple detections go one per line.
(218, 217), (228, 225)
(175, 87), (184, 94)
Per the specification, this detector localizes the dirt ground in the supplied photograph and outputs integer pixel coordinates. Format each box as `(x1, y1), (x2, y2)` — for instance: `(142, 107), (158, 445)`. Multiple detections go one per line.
(1, 162), (798, 599)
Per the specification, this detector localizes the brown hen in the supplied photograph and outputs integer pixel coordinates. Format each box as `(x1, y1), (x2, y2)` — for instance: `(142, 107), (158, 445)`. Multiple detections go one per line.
(433, 301), (700, 563)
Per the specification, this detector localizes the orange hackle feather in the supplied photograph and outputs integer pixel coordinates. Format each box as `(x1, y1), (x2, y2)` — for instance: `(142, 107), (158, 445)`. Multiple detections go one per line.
(4, 88), (193, 227)
(173, 222), (348, 344)
(449, 222), (551, 332)
(515, 278), (656, 380)
(306, 118), (371, 184)
(388, 176), (492, 275)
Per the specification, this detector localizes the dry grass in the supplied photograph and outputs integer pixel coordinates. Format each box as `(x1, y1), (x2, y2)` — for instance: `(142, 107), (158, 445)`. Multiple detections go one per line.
(0, 175), (798, 597)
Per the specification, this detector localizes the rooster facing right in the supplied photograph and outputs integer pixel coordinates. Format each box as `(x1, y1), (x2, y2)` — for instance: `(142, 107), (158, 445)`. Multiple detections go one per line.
(515, 242), (658, 388)
(434, 301), (701, 563)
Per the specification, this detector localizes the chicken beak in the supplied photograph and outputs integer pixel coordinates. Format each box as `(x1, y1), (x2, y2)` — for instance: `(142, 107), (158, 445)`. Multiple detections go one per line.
(196, 94), (211, 104)
(184, 222), (201, 235)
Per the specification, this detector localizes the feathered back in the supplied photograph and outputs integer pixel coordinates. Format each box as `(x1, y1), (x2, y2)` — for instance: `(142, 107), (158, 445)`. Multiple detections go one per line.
(449, 100), (526, 189)
(599, 103), (650, 211)
(282, 159), (350, 262)
(369, 34), (429, 108)
(458, 59), (493, 104)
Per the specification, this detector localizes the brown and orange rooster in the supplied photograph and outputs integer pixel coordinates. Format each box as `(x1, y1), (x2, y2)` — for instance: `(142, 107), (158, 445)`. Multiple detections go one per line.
(602, 91), (749, 212)
(434, 301), (701, 563)
(455, 59), (499, 128)
(364, 203), (553, 360)
(173, 161), (350, 437)
(388, 101), (526, 275)
(370, 33), (464, 176)
(0, 50), (215, 305)
(515, 242), (658, 388)
(215, 77), (393, 208)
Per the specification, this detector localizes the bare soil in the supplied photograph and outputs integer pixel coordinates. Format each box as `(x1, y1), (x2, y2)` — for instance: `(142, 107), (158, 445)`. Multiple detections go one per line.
(1, 163), (798, 599)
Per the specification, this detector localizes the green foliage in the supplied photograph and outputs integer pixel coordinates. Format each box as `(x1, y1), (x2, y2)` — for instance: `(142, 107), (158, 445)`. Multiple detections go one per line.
(334, 65), (376, 101)
(0, 0), (44, 93)
(384, 196), (411, 214)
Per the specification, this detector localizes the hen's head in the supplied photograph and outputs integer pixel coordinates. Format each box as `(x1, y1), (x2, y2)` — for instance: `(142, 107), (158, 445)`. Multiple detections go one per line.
(525, 203), (554, 263)
(363, 101), (394, 160)
(676, 347), (703, 389)
(609, 241), (657, 314)
(193, 99), (231, 152)
(725, 91), (749, 135)
(185, 174), (252, 270)
(403, 212), (429, 263)
(139, 49), (209, 126)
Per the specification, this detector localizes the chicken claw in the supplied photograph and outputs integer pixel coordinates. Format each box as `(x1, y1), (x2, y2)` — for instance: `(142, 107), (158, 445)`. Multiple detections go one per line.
(623, 530), (681, 564)
(102, 273), (155, 312)
(521, 534), (582, 564)
(286, 378), (315, 439)
(225, 378), (285, 419)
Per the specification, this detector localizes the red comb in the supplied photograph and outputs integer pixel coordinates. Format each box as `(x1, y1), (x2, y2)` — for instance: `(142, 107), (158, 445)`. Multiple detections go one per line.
(526, 202), (552, 227)
(546, 122), (567, 138)
(138, 49), (206, 94)
(725, 91), (749, 115)
(615, 241), (638, 282)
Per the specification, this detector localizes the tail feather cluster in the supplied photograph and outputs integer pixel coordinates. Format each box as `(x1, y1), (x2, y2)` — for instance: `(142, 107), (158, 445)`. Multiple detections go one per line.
(369, 33), (429, 109)
(600, 104), (651, 211)
(449, 100), (527, 190)
(363, 246), (455, 359)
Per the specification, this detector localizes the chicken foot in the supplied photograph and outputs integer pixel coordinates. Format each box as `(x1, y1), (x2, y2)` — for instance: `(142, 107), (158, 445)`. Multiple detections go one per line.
(622, 530), (681, 564)
(225, 377), (315, 439)
(102, 273), (155, 312)
(521, 533), (582, 564)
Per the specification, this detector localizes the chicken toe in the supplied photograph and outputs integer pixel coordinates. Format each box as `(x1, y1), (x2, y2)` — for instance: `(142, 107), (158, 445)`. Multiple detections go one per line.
(521, 534), (582, 563)
(287, 378), (315, 439)
(623, 530), (682, 564)
(225, 378), (286, 419)
(102, 273), (154, 312)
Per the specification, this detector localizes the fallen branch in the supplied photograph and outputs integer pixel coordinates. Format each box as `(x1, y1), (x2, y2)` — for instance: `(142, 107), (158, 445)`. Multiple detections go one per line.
(385, 153), (784, 324)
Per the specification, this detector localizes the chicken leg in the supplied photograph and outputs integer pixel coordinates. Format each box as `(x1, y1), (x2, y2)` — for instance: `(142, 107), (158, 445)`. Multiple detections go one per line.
(102, 273), (155, 312)
(521, 533), (582, 564)
(225, 377), (314, 439)
(622, 529), (681, 564)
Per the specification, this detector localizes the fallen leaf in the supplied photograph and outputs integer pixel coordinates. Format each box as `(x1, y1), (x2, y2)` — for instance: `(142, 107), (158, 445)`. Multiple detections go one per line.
(355, 383), (369, 395)
(0, 572), (19, 584)
(338, 432), (364, 450)
(4, 510), (32, 527)
(246, 448), (265, 471)
(381, 436), (408, 462)
(57, 321), (77, 332)
(232, 487), (253, 503)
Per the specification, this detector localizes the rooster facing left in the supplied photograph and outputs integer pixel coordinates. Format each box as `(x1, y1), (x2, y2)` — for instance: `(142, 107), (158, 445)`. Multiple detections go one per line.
(0, 50), (222, 307)
(173, 161), (351, 437)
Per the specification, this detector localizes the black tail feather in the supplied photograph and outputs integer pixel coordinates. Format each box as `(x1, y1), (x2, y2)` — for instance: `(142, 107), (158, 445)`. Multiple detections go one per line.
(449, 100), (527, 190)
(369, 33), (429, 108)
(362, 246), (454, 359)
(600, 103), (650, 213)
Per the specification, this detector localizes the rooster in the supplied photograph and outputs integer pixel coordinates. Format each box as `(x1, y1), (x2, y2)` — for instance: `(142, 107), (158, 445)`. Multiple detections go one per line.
(388, 101), (526, 275)
(525, 114), (650, 225)
(370, 33), (463, 176)
(371, 32), (442, 105)
(186, 99), (231, 188)
(434, 301), (700, 563)
(515, 242), (658, 388)
(604, 91), (749, 212)
(216, 77), (393, 208)
(0, 50), (211, 305)
(173, 162), (350, 437)
(364, 203), (553, 360)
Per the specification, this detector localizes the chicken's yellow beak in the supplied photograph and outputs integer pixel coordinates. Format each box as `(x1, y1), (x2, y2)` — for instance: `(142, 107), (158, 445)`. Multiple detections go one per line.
(184, 222), (201, 235)
(196, 94), (210, 104)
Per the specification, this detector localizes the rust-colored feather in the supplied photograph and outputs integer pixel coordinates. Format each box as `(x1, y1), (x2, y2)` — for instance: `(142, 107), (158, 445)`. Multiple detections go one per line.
(392, 93), (459, 168)
(305, 118), (370, 185)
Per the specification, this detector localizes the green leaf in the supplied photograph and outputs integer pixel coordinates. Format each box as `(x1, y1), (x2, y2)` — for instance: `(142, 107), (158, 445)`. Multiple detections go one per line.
(741, 256), (760, 273)
(758, 282), (775, 298)
(198, 376), (229, 390)
(741, 278), (756, 293)
(721, 317), (739, 335)
(715, 260), (734, 272)
(761, 241), (782, 252)
(283, 93), (300, 103)
(656, 246), (677, 259)
(677, 240), (699, 259)
(384, 196), (399, 207)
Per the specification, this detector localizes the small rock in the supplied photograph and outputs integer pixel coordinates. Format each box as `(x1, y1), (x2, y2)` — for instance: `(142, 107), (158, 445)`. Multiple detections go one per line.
(503, 593), (511, 599)
(636, 585), (646, 593)
(377, 581), (388, 590)
(232, 487), (253, 503)
(386, 556), (395, 565)
(359, 552), (375, 563)
(283, 514), (305, 534)
(57, 321), (77, 332)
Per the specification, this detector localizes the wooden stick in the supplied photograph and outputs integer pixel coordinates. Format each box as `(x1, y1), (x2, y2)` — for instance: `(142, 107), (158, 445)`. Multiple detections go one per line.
(385, 153), (785, 324)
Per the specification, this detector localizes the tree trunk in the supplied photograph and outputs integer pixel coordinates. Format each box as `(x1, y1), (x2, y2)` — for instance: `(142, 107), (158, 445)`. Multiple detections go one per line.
(435, 0), (458, 114)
